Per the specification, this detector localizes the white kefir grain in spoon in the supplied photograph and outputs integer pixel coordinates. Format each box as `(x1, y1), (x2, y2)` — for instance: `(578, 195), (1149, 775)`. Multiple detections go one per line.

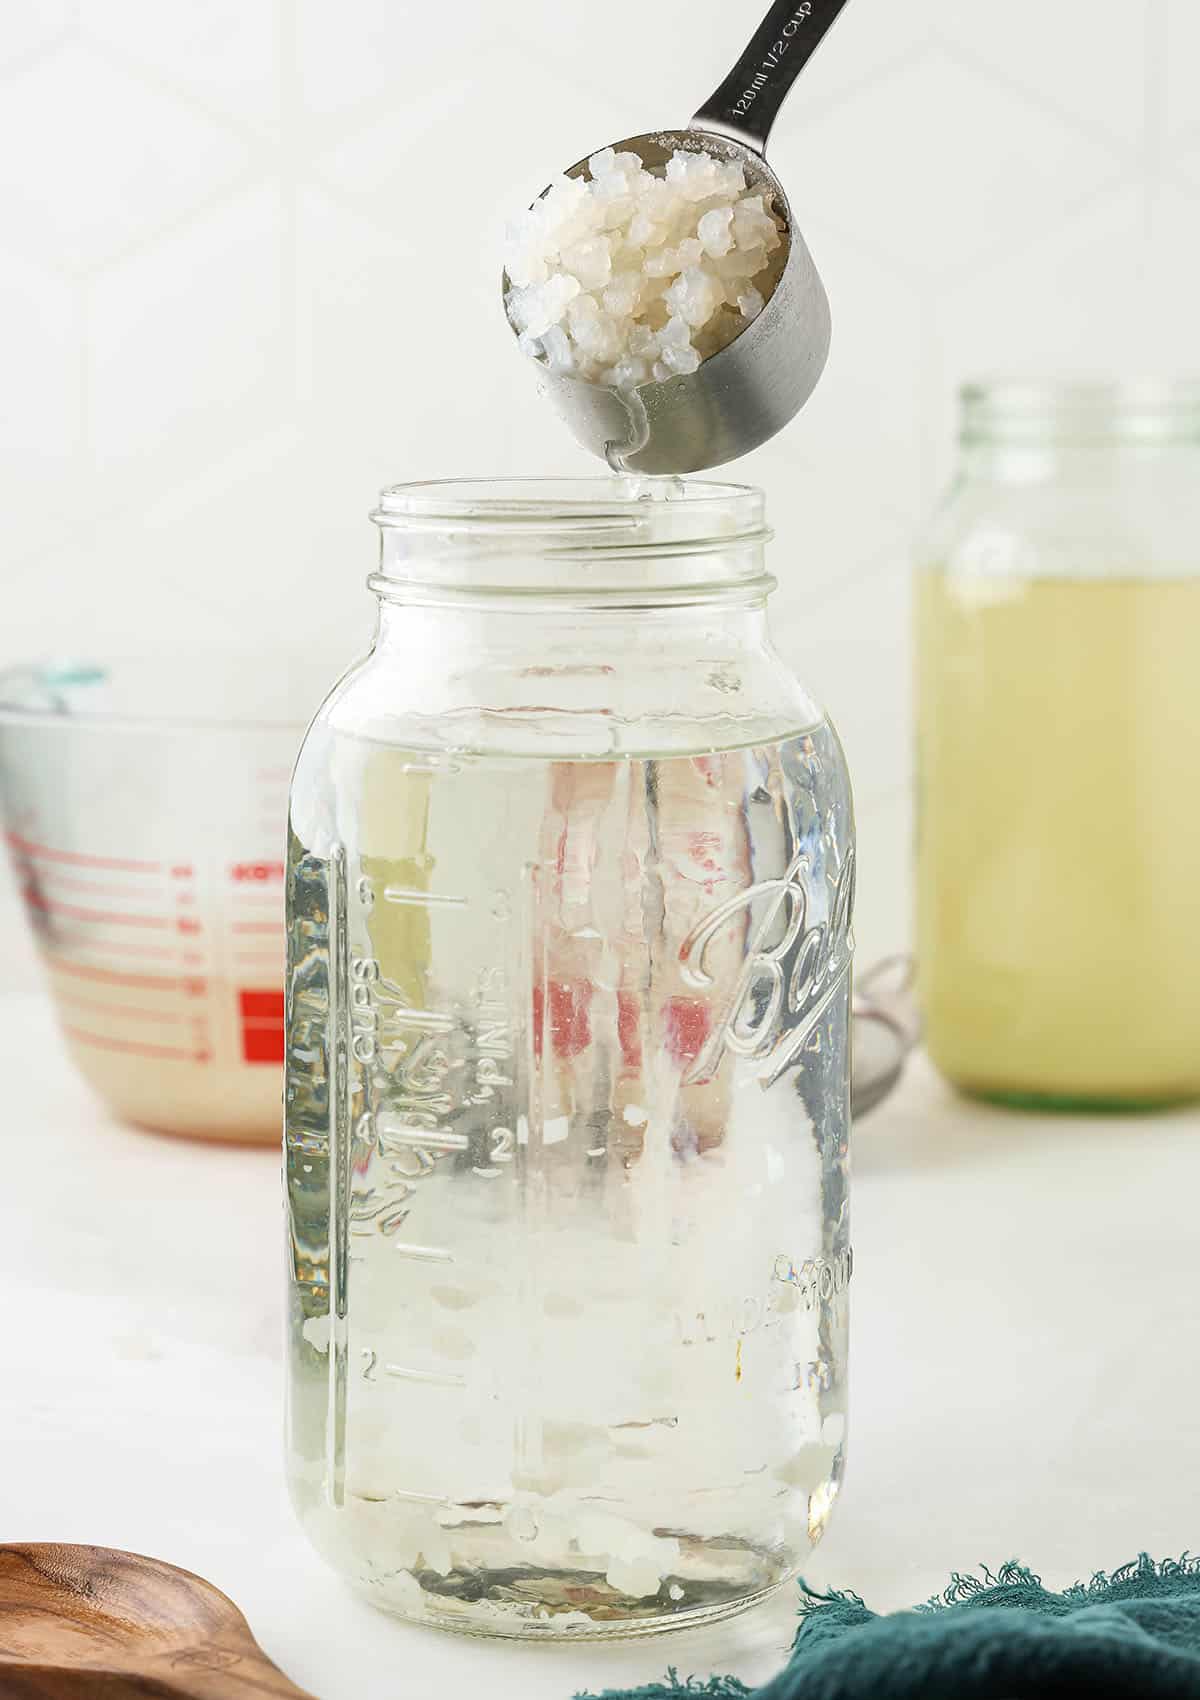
(504, 146), (786, 391)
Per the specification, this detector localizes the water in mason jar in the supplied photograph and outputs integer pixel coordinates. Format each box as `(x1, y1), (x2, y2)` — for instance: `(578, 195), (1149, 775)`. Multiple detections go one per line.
(286, 725), (853, 1635)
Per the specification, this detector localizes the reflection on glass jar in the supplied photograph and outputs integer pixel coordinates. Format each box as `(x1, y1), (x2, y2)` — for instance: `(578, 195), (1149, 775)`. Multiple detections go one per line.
(285, 479), (855, 1637)
(917, 383), (1200, 1109)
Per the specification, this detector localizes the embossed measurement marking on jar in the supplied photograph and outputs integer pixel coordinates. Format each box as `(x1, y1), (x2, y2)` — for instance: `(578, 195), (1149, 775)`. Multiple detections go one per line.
(398, 757), (462, 775)
(382, 886), (468, 908)
(360, 1348), (465, 1387)
(383, 1125), (469, 1153)
(775, 1246), (853, 1306)
(674, 1248), (853, 1346)
(384, 1363), (467, 1388)
(347, 866), (519, 1266)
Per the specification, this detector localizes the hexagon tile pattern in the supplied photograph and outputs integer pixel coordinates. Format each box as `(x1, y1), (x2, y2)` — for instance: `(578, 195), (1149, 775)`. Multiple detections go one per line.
(1, 0), (1199, 986)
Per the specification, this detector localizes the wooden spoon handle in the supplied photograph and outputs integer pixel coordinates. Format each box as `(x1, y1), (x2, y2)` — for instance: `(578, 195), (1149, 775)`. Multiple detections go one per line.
(142, 1636), (318, 1699)
(0, 1543), (316, 1700)
(0, 1648), (316, 1700)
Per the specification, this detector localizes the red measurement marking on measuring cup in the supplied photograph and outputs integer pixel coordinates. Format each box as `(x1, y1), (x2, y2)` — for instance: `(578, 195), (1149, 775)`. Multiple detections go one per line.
(4, 830), (162, 875)
(70, 939), (179, 961)
(26, 871), (159, 900)
(62, 1026), (199, 1062)
(46, 959), (201, 995)
(229, 863), (284, 965)
(22, 891), (171, 928)
(238, 988), (284, 1064)
(55, 989), (188, 1024)
(230, 861), (284, 882)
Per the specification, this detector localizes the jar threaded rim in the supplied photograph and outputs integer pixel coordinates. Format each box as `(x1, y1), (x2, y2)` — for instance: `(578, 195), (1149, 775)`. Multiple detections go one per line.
(369, 477), (772, 601)
(960, 380), (1200, 446)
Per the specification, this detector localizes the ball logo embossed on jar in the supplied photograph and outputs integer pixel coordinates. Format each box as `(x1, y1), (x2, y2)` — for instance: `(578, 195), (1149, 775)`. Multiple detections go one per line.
(680, 843), (854, 1087)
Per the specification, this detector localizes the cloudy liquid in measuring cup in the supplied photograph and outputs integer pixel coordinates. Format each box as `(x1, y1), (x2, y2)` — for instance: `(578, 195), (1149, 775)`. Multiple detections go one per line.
(58, 976), (281, 1140)
(286, 728), (853, 1633)
(918, 571), (1200, 1104)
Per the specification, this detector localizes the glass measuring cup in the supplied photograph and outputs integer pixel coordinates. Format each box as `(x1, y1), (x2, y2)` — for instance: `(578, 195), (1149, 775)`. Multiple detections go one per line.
(0, 655), (331, 1142)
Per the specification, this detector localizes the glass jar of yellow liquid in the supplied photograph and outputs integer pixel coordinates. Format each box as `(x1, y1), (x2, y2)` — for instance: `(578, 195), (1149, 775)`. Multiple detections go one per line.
(917, 382), (1200, 1109)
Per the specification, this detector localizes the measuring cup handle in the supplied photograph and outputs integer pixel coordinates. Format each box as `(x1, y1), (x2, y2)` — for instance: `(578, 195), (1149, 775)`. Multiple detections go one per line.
(691, 0), (851, 154)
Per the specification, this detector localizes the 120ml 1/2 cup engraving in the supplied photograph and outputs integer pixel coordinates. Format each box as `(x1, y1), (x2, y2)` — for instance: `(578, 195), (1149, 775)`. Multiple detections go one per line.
(680, 844), (854, 1088)
(731, 2), (815, 117)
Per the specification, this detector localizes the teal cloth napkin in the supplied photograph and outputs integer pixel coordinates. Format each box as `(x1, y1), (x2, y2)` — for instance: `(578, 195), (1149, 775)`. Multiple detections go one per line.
(581, 1556), (1200, 1700)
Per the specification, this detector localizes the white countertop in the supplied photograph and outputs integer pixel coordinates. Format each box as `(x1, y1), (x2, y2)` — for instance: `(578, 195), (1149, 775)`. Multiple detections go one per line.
(3, 990), (1198, 1698)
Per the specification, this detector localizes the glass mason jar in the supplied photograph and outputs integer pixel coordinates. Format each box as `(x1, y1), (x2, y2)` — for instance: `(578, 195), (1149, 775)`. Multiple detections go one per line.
(917, 382), (1200, 1109)
(285, 479), (855, 1638)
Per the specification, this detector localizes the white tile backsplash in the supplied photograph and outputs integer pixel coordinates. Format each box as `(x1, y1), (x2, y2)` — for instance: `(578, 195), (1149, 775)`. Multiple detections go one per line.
(937, 1), (1150, 148)
(84, 1), (284, 136)
(0, 0), (71, 76)
(933, 181), (1200, 417)
(1177, 138), (1200, 194)
(87, 185), (288, 488)
(0, 250), (81, 557)
(293, 0), (441, 125)
(1164, 0), (1200, 139)
(779, 45), (1129, 281)
(0, 40), (253, 272)
(3, 0), (1199, 989)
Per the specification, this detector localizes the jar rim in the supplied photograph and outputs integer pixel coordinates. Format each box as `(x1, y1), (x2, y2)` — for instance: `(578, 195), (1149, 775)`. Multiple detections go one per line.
(369, 478), (772, 602)
(961, 379), (1200, 445)
(373, 476), (764, 536)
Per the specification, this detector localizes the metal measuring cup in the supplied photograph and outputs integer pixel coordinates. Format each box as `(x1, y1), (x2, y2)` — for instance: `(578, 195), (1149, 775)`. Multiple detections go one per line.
(504, 0), (851, 475)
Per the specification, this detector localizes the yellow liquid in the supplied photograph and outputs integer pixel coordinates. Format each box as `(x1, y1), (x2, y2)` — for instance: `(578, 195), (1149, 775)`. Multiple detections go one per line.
(916, 570), (1200, 1106)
